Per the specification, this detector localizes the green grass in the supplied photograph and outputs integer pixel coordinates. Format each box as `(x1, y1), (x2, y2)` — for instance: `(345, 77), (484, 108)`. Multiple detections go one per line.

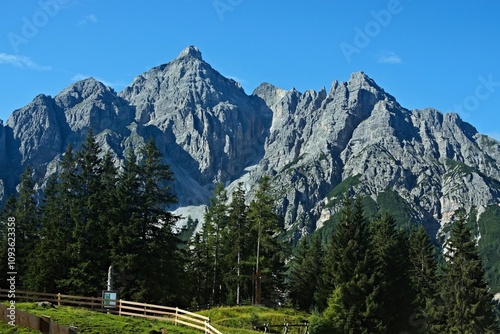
(2, 303), (311, 334)
(199, 306), (311, 334)
(326, 174), (361, 200)
(0, 322), (40, 333)
(3, 302), (199, 334)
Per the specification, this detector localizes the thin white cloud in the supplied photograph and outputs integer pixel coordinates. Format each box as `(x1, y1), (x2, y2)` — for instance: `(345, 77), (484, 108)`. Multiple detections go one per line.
(0, 53), (52, 71)
(377, 51), (402, 64)
(77, 14), (98, 27)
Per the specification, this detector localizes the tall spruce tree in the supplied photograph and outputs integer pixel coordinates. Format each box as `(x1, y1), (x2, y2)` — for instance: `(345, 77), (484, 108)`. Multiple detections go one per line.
(434, 215), (498, 333)
(289, 233), (323, 311)
(109, 148), (143, 300)
(408, 225), (439, 332)
(248, 175), (284, 305)
(222, 182), (251, 305)
(203, 183), (229, 305)
(24, 175), (73, 292)
(186, 231), (212, 307)
(132, 138), (181, 304)
(15, 165), (39, 288)
(369, 212), (414, 333)
(313, 197), (376, 333)
(62, 129), (111, 295)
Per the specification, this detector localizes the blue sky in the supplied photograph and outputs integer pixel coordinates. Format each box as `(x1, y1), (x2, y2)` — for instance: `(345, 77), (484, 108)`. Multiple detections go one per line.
(1, 1), (499, 139)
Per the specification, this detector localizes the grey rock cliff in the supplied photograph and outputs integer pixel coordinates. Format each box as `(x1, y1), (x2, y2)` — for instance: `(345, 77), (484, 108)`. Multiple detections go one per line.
(119, 46), (271, 203)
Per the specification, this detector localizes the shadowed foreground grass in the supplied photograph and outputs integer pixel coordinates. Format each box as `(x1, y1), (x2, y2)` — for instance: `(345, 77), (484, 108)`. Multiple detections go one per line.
(2, 303), (311, 333)
(3, 302), (199, 334)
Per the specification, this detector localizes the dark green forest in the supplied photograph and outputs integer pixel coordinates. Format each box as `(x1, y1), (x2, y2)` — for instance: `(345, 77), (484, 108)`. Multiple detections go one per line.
(0, 132), (498, 333)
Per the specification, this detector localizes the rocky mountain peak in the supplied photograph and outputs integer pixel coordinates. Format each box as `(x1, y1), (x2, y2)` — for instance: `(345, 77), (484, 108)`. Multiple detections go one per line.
(55, 78), (113, 108)
(252, 82), (288, 108)
(177, 45), (203, 60)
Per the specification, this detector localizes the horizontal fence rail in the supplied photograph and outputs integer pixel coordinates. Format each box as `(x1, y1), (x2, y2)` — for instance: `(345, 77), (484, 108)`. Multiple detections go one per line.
(0, 289), (223, 334)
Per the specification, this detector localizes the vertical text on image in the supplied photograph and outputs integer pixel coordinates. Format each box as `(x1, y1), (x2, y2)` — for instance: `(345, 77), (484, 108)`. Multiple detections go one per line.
(6, 216), (16, 326)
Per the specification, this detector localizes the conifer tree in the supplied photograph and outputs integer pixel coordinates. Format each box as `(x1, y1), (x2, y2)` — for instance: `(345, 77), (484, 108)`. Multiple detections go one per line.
(62, 129), (111, 295)
(222, 182), (251, 305)
(434, 215), (498, 333)
(289, 233), (323, 311)
(408, 225), (439, 332)
(24, 175), (72, 292)
(369, 212), (414, 333)
(15, 165), (39, 288)
(313, 197), (375, 333)
(186, 231), (212, 307)
(203, 183), (229, 305)
(130, 138), (181, 304)
(289, 237), (310, 309)
(248, 175), (284, 305)
(109, 148), (142, 299)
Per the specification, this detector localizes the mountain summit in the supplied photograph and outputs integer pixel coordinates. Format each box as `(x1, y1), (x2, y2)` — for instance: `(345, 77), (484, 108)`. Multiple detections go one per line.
(1, 46), (500, 291)
(177, 45), (203, 60)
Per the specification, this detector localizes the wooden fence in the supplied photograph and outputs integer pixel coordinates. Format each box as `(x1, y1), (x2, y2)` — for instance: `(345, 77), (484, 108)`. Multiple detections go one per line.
(0, 289), (222, 334)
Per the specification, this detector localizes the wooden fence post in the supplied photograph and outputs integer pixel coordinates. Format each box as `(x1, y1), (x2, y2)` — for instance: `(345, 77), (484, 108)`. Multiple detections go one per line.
(118, 299), (122, 316)
(57, 293), (61, 306)
(175, 307), (179, 326)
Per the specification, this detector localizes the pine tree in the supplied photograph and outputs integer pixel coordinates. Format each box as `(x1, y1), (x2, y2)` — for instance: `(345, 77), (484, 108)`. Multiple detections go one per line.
(62, 129), (111, 295)
(369, 212), (414, 333)
(248, 175), (284, 305)
(221, 182), (251, 305)
(133, 138), (181, 304)
(24, 175), (73, 292)
(289, 233), (323, 311)
(435, 215), (498, 333)
(109, 148), (143, 299)
(289, 237), (310, 309)
(186, 231), (211, 307)
(203, 183), (229, 305)
(15, 165), (39, 288)
(313, 197), (375, 333)
(408, 225), (439, 332)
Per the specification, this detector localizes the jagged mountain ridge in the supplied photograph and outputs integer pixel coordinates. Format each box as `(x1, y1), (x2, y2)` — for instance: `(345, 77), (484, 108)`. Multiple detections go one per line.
(1, 45), (500, 253)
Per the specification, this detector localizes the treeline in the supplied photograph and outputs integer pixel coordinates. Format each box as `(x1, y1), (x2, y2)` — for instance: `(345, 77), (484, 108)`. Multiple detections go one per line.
(0, 130), (185, 305)
(186, 179), (285, 307)
(288, 197), (499, 333)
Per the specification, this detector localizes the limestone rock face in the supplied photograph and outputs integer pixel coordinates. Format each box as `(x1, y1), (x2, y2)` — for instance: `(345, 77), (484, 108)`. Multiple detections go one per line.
(55, 78), (135, 134)
(119, 45), (271, 198)
(1, 46), (499, 242)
